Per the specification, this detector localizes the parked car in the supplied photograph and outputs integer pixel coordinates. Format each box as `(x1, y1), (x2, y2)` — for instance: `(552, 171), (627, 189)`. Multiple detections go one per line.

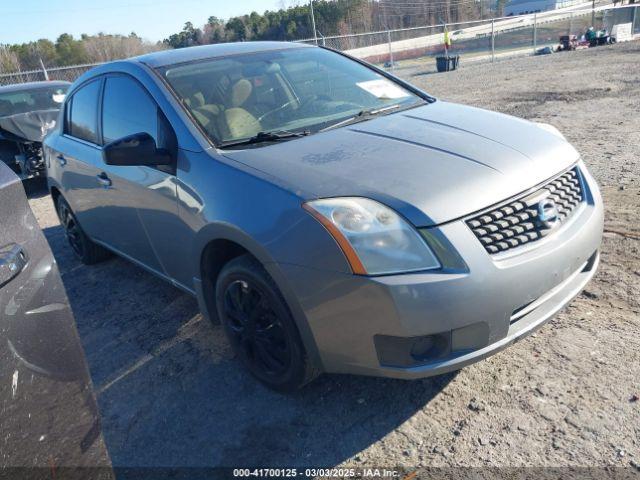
(0, 81), (69, 181)
(0, 162), (111, 471)
(45, 42), (603, 391)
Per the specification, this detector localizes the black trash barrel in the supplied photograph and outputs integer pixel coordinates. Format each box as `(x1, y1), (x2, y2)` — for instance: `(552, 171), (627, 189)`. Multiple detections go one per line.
(436, 55), (460, 72)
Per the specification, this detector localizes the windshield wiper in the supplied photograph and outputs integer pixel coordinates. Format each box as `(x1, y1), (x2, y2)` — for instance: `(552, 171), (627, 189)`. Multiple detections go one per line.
(320, 103), (407, 133)
(219, 129), (310, 148)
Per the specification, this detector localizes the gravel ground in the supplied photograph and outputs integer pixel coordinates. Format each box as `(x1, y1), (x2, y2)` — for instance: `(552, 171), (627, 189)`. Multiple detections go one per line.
(26, 41), (640, 472)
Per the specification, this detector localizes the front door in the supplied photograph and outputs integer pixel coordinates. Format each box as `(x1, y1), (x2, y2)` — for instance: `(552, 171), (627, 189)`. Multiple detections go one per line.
(96, 74), (180, 278)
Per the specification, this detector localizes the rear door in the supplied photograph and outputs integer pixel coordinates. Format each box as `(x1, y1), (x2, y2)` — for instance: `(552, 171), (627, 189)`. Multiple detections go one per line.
(52, 76), (163, 273)
(97, 74), (180, 279)
(49, 79), (107, 236)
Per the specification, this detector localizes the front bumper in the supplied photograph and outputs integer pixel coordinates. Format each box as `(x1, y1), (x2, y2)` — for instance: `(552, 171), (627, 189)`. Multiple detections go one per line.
(279, 162), (604, 379)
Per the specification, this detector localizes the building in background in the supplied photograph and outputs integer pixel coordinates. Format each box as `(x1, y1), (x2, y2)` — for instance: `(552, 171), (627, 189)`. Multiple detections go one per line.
(504, 0), (588, 15)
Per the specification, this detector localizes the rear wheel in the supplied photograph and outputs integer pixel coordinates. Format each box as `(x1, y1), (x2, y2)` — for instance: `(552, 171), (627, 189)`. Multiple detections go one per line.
(56, 196), (111, 265)
(215, 254), (319, 391)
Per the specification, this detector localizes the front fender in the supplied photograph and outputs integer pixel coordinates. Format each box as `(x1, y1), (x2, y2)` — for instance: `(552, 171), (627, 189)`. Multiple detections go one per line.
(191, 221), (277, 279)
(191, 221), (325, 370)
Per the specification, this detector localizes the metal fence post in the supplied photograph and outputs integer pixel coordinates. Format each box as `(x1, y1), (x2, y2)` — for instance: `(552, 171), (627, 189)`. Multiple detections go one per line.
(387, 30), (394, 71)
(533, 13), (537, 54)
(568, 12), (573, 35)
(491, 19), (495, 63)
(310, 0), (318, 45)
(39, 58), (49, 81)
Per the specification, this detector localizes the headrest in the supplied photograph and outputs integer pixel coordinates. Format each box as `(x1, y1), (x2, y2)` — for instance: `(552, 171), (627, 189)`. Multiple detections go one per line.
(191, 92), (205, 108)
(231, 79), (252, 107)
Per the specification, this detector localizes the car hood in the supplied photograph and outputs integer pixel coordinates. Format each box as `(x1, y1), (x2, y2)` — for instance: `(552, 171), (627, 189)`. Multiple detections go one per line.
(0, 109), (59, 143)
(222, 101), (579, 227)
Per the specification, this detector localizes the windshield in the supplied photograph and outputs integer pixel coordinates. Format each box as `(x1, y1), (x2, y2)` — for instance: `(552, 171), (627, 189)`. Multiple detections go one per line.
(159, 47), (424, 146)
(0, 85), (68, 117)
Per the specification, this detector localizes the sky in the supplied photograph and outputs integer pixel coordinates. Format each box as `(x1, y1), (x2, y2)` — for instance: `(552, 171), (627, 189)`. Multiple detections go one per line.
(1, 0), (299, 45)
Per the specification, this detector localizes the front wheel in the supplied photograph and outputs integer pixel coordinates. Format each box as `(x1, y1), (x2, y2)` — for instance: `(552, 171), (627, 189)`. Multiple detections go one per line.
(215, 255), (319, 391)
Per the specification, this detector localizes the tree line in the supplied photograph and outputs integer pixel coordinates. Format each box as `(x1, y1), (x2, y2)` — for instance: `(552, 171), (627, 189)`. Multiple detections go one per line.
(164, 1), (373, 48)
(165, 0), (501, 49)
(1, 0), (500, 73)
(0, 33), (164, 74)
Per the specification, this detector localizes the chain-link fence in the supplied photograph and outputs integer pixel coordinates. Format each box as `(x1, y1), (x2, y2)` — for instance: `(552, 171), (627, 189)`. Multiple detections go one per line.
(300, 4), (639, 72)
(0, 4), (637, 87)
(0, 62), (101, 87)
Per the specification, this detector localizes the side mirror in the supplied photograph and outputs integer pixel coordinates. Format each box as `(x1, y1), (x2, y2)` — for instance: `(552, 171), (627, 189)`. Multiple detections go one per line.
(103, 132), (172, 167)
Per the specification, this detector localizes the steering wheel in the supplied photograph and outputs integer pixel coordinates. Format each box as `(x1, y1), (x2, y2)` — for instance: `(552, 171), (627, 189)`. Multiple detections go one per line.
(258, 94), (333, 123)
(257, 100), (295, 123)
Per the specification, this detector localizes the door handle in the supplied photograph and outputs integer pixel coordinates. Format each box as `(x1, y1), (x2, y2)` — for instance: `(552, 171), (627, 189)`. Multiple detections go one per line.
(96, 172), (112, 187)
(0, 244), (28, 288)
(56, 154), (67, 167)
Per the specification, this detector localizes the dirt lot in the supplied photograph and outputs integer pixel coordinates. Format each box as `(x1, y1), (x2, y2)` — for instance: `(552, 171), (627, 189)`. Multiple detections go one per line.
(27, 41), (639, 472)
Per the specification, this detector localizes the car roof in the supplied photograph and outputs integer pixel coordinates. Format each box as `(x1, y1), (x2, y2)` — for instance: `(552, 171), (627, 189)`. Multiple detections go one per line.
(0, 80), (71, 94)
(133, 41), (314, 68)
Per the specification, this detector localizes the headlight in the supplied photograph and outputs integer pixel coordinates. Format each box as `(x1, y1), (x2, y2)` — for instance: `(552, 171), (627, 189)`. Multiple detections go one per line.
(303, 197), (440, 275)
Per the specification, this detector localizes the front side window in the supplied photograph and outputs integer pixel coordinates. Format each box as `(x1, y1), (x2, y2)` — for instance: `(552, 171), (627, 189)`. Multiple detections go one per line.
(101, 76), (158, 145)
(158, 47), (424, 146)
(67, 80), (101, 144)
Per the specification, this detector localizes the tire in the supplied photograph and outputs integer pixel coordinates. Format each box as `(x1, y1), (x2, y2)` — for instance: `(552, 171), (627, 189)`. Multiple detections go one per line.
(215, 254), (320, 391)
(56, 196), (111, 265)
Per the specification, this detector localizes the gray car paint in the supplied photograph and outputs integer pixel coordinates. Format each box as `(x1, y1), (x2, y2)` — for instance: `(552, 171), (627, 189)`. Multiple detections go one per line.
(45, 42), (603, 379)
(279, 162), (603, 376)
(222, 101), (580, 227)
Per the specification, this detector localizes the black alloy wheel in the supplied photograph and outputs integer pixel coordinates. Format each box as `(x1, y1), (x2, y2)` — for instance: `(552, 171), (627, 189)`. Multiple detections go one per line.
(215, 254), (319, 391)
(57, 200), (85, 258)
(55, 196), (111, 265)
(223, 279), (291, 378)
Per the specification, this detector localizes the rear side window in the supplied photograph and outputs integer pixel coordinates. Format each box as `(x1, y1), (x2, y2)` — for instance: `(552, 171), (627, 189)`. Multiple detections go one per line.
(67, 80), (101, 144)
(102, 76), (157, 145)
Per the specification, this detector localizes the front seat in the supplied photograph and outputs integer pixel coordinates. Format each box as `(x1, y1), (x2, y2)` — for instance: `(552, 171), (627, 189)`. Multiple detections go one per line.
(183, 91), (211, 128)
(191, 92), (222, 122)
(224, 79), (261, 140)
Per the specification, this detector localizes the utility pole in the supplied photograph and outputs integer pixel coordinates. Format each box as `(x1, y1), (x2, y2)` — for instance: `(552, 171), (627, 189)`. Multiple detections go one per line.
(591, 0), (595, 27)
(310, 0), (318, 45)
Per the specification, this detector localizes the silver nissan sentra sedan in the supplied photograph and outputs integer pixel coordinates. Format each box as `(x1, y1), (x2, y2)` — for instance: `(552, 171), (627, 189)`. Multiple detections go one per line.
(45, 41), (603, 391)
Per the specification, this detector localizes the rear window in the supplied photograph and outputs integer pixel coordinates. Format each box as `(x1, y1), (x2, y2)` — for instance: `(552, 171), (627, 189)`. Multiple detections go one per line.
(0, 85), (67, 117)
(67, 80), (101, 144)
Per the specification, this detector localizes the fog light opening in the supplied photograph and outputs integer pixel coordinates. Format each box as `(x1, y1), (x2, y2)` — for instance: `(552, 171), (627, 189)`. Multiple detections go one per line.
(374, 333), (451, 368)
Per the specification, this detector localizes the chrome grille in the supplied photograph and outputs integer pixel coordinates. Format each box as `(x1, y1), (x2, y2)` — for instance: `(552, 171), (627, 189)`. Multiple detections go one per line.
(466, 168), (584, 255)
